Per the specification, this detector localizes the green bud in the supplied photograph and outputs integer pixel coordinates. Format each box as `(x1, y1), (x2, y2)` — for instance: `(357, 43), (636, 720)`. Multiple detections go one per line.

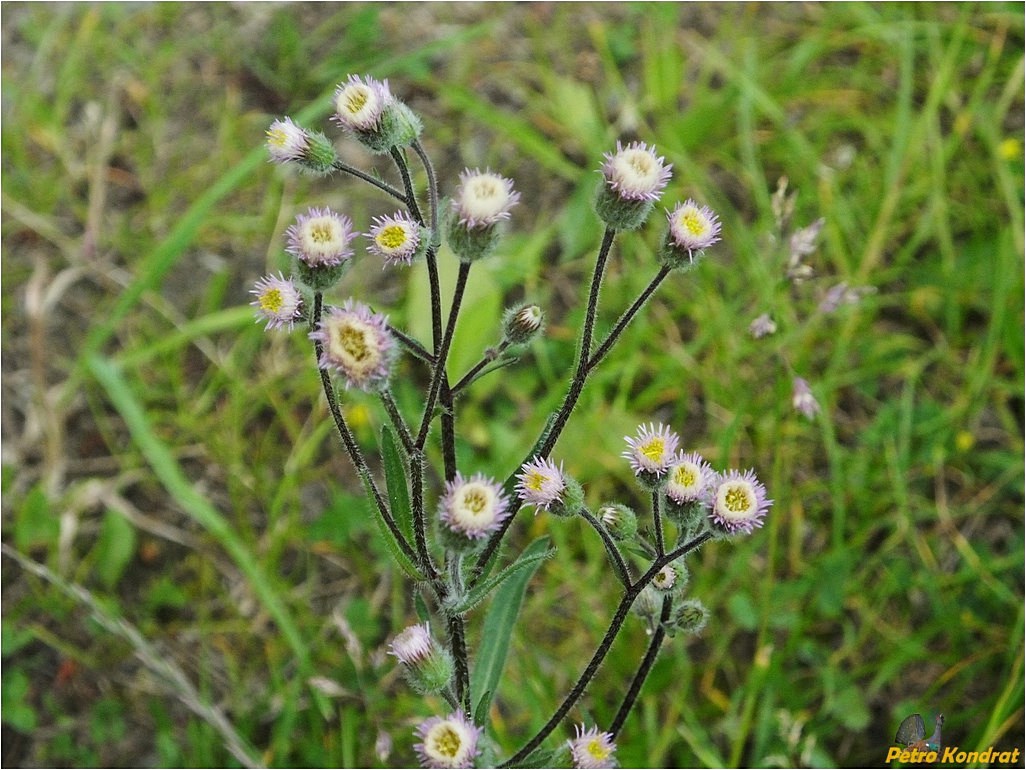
(597, 503), (638, 542)
(669, 598), (708, 636)
(651, 561), (689, 594)
(502, 304), (544, 345)
(355, 100), (423, 154)
(297, 131), (338, 176)
(594, 182), (654, 232)
(547, 477), (584, 518)
(446, 215), (502, 263)
(293, 258), (350, 292)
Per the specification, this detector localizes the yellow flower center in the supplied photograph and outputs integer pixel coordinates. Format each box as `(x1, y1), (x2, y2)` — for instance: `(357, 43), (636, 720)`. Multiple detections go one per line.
(680, 209), (708, 236)
(336, 324), (371, 362)
(344, 87), (369, 115)
(259, 288), (284, 313)
(628, 153), (653, 176)
(310, 222), (336, 244)
(587, 738), (611, 761)
(461, 488), (488, 516)
(674, 465), (696, 487)
(640, 438), (665, 463)
(376, 224), (408, 250)
(266, 128), (287, 147)
(470, 177), (500, 200)
(429, 725), (462, 759)
(526, 472), (546, 492)
(724, 484), (752, 513)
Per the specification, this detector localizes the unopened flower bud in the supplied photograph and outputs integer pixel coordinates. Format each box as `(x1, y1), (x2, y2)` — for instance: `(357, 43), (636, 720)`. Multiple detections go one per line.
(651, 561), (689, 594)
(502, 304), (544, 345)
(546, 476), (584, 519)
(597, 503), (638, 542)
(265, 118), (337, 175)
(670, 598), (709, 636)
(388, 623), (454, 695)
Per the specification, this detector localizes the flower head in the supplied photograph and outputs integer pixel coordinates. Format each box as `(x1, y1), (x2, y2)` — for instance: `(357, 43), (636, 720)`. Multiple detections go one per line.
(792, 377), (821, 420)
(707, 468), (772, 535)
(388, 623), (434, 666)
(666, 199), (722, 257)
(568, 725), (617, 769)
(818, 281), (876, 313)
(665, 451), (713, 505)
(622, 423), (680, 477)
(515, 457), (566, 512)
(333, 74), (391, 132)
(439, 472), (511, 540)
(309, 300), (396, 391)
(286, 207), (355, 267)
(748, 313), (777, 339)
(250, 272), (304, 331)
(601, 141), (672, 202)
(389, 623), (453, 694)
(266, 117), (310, 164)
(451, 169), (520, 229)
(414, 711), (482, 769)
(366, 211), (423, 267)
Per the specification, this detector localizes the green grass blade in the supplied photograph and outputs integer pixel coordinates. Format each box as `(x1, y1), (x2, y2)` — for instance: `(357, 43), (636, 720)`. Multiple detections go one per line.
(86, 355), (313, 677)
(470, 536), (552, 720)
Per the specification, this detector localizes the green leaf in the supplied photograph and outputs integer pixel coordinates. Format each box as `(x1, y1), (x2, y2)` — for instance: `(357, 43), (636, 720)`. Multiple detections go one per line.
(364, 489), (425, 583)
(381, 426), (413, 543)
(470, 536), (552, 719)
(14, 484), (58, 552)
(1, 669), (37, 732)
(93, 510), (137, 589)
(445, 538), (554, 616)
(414, 589), (431, 623)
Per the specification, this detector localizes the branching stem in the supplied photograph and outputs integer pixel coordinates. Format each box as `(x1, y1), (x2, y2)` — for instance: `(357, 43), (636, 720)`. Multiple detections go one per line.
(499, 531), (712, 767)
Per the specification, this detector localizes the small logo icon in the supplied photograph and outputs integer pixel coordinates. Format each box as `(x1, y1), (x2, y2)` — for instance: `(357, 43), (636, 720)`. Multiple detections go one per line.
(894, 713), (944, 752)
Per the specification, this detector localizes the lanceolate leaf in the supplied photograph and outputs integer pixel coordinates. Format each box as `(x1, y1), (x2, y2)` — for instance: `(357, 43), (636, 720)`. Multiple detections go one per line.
(380, 426), (413, 543)
(446, 539), (554, 616)
(470, 537), (552, 719)
(363, 489), (424, 583)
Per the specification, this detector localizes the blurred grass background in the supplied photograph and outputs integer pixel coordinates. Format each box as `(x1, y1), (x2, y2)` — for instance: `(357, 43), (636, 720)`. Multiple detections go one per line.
(2, 2), (1023, 767)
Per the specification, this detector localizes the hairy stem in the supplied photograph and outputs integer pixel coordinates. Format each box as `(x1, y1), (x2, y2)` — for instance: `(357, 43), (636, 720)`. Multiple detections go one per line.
(408, 449), (438, 580)
(500, 531), (712, 767)
(471, 228), (615, 582)
(390, 147), (424, 225)
(452, 341), (510, 395)
(412, 139), (440, 237)
(579, 507), (632, 589)
(609, 595), (672, 738)
(330, 159), (406, 203)
(380, 389), (414, 454)
(389, 325), (435, 365)
(535, 226), (615, 458)
(652, 489), (665, 557)
(416, 261), (470, 450)
(311, 294), (418, 566)
(587, 265), (671, 372)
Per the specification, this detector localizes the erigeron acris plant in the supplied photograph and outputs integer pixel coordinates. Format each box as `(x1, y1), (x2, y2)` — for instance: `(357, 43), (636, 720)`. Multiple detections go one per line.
(254, 75), (772, 769)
